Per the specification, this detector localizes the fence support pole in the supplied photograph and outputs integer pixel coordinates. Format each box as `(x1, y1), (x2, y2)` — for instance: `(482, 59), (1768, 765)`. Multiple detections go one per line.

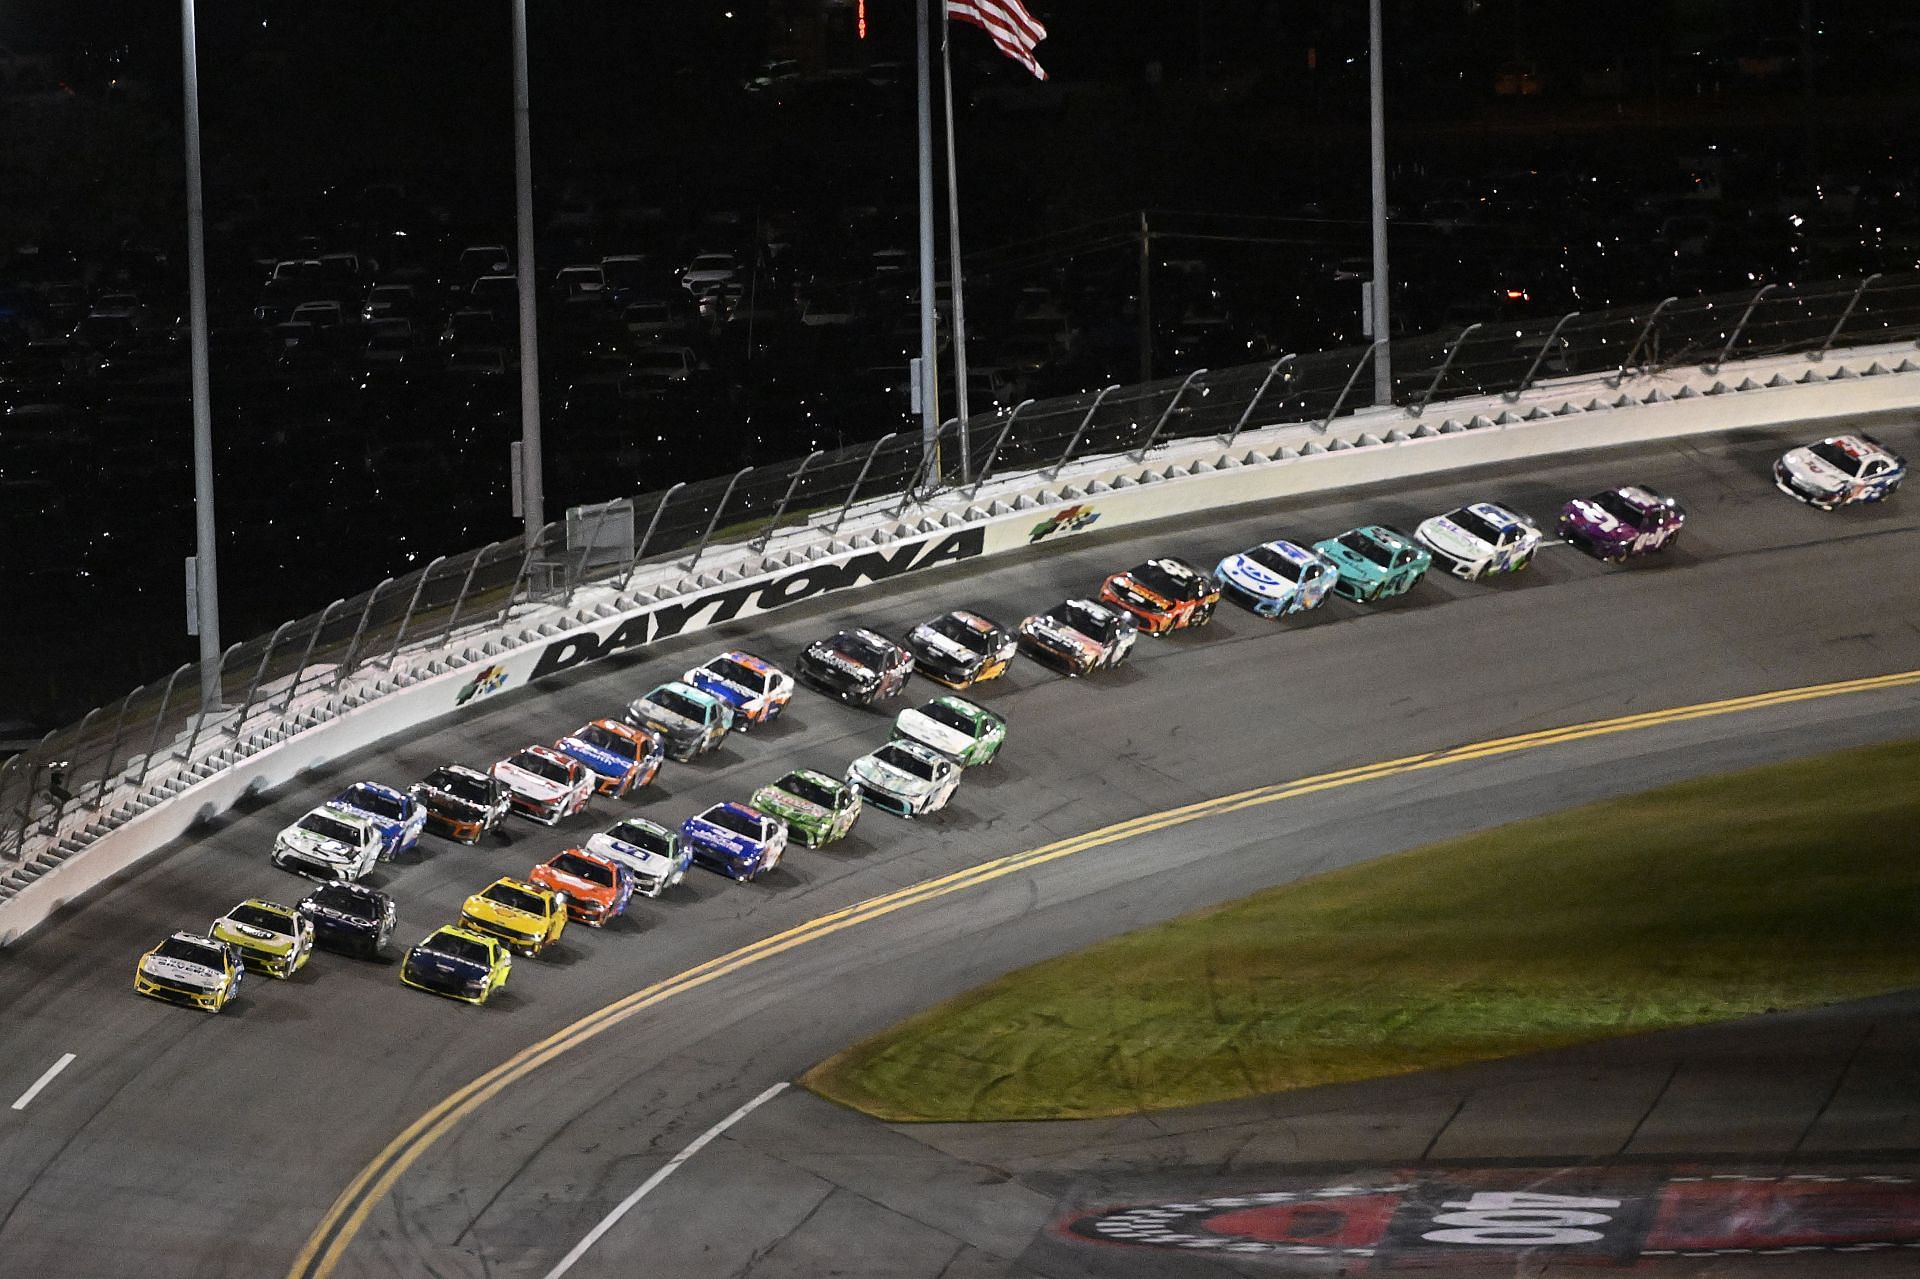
(1707, 284), (1776, 373)
(331, 577), (393, 703)
(620, 482), (685, 591)
(1131, 368), (1207, 462)
(831, 434), (895, 532)
(1817, 273), (1881, 360)
(48, 710), (99, 829)
(1614, 296), (1678, 383)
(686, 468), (750, 572)
(0, 757), (21, 862)
(179, 643), (240, 765)
(752, 450), (821, 552)
(383, 556), (444, 670)
(231, 622), (296, 743)
(567, 502), (623, 598)
(1322, 340), (1386, 431)
(440, 543), (499, 651)
(1224, 355), (1294, 446)
(135, 664), (192, 791)
(1045, 384), (1121, 480)
(968, 400), (1033, 499)
(1411, 322), (1483, 418)
(498, 522), (560, 628)
(275, 599), (342, 721)
(90, 687), (140, 812)
(1506, 312), (1580, 400)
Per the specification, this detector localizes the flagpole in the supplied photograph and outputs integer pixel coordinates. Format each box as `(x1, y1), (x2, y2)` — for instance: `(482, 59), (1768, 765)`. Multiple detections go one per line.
(940, 5), (972, 483)
(915, 0), (942, 485)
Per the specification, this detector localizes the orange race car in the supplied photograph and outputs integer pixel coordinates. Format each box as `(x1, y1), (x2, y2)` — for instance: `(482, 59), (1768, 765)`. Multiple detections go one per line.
(1097, 556), (1221, 635)
(528, 848), (634, 927)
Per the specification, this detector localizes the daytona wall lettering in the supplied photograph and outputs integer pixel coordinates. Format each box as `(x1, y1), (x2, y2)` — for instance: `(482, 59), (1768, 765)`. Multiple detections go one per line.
(530, 529), (986, 681)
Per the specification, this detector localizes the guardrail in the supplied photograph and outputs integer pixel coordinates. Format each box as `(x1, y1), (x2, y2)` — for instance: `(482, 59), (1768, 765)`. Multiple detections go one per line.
(4, 271), (1920, 944)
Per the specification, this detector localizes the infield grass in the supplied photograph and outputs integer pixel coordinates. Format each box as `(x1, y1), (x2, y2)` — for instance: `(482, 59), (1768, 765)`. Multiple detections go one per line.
(804, 739), (1920, 1122)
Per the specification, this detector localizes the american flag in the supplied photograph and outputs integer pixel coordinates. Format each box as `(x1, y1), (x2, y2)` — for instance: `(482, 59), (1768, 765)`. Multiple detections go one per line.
(948, 0), (1049, 82)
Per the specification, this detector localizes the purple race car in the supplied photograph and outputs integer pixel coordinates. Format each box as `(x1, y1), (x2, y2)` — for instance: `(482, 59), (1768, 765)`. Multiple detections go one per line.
(1557, 485), (1685, 562)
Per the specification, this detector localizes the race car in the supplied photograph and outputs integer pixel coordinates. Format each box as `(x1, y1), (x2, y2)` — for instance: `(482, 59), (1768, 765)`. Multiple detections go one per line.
(682, 650), (795, 730)
(587, 818), (692, 898)
(1558, 485), (1687, 561)
(271, 803), (385, 882)
(1017, 598), (1138, 676)
(491, 745), (595, 824)
(459, 876), (569, 956)
(400, 925), (511, 1006)
(297, 881), (397, 959)
(330, 781), (427, 859)
(555, 719), (664, 797)
(750, 769), (862, 849)
(1214, 540), (1339, 617)
(409, 764), (511, 844)
(1098, 557), (1221, 635)
(797, 628), (915, 706)
(892, 696), (1007, 767)
(847, 740), (962, 818)
(210, 898), (313, 979)
(625, 681), (734, 762)
(904, 610), (1017, 689)
(1414, 501), (1543, 580)
(529, 848), (634, 927)
(1773, 434), (1906, 509)
(681, 802), (788, 881)
(134, 932), (244, 1012)
(1311, 525), (1432, 602)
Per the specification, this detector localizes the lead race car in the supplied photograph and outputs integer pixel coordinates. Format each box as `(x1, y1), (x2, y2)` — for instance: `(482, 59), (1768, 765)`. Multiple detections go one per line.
(1773, 433), (1906, 509)
(1214, 539), (1339, 617)
(1558, 485), (1686, 561)
(682, 650), (794, 730)
(1414, 501), (1542, 580)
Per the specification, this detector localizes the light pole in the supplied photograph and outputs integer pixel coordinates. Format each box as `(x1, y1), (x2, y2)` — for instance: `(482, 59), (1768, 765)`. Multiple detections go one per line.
(1368, 0), (1392, 407)
(915, 0), (941, 481)
(512, 0), (545, 539)
(181, 0), (222, 710)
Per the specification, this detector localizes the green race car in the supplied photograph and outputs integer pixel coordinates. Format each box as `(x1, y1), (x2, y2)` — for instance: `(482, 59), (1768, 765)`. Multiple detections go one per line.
(891, 696), (1007, 766)
(751, 769), (862, 849)
(1311, 524), (1432, 602)
(210, 898), (314, 979)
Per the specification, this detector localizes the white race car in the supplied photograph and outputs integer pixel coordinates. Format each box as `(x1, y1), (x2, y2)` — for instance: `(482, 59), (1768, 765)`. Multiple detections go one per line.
(846, 740), (961, 818)
(491, 745), (594, 824)
(1414, 501), (1542, 580)
(1773, 434), (1906, 509)
(271, 804), (385, 882)
(1214, 540), (1339, 617)
(586, 818), (691, 898)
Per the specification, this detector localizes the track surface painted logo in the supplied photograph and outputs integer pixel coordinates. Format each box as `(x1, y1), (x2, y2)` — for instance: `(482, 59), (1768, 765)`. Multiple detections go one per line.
(1065, 1167), (1920, 1268)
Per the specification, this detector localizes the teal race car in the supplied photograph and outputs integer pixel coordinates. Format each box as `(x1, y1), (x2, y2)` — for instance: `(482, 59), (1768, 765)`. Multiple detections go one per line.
(751, 769), (863, 849)
(1311, 525), (1432, 602)
(891, 696), (1007, 767)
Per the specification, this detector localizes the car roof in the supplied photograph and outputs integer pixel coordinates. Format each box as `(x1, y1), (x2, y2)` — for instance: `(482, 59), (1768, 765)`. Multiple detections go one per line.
(1255, 539), (1319, 564)
(313, 802), (379, 832)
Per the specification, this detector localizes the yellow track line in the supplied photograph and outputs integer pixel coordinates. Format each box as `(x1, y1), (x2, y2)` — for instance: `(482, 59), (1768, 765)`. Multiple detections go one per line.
(288, 666), (1920, 1278)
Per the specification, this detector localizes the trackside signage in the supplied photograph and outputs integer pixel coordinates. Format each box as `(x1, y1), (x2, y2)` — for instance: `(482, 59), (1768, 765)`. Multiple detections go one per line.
(529, 528), (987, 680)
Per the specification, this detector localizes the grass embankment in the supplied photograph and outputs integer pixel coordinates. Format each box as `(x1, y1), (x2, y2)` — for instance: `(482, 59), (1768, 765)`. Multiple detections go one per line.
(805, 740), (1920, 1122)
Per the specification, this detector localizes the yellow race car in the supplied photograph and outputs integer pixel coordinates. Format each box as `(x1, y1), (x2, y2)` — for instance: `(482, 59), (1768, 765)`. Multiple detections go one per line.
(211, 898), (314, 978)
(458, 876), (568, 956)
(400, 925), (512, 1005)
(134, 932), (245, 1012)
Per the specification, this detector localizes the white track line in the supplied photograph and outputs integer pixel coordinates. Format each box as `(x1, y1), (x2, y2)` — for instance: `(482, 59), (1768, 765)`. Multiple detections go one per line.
(541, 1081), (789, 1279)
(10, 1053), (75, 1111)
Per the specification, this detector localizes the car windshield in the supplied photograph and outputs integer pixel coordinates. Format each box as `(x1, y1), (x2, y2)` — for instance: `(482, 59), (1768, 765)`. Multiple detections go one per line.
(423, 932), (490, 965)
(481, 883), (546, 914)
(311, 885), (379, 920)
(1592, 491), (1648, 526)
(551, 854), (613, 886)
(156, 937), (220, 966)
(513, 752), (572, 784)
(929, 615), (991, 653)
(1808, 442), (1864, 475)
(918, 703), (977, 734)
(1446, 507), (1505, 544)
(876, 745), (938, 780)
(430, 769), (493, 805)
(1337, 531), (1395, 568)
(577, 725), (635, 759)
(649, 689), (706, 721)
(299, 812), (362, 844)
(838, 633), (892, 664)
(705, 807), (762, 838)
(705, 657), (765, 690)
(342, 785), (407, 820)
(1056, 602), (1112, 639)
(607, 821), (672, 856)
(1246, 545), (1307, 580)
(227, 905), (289, 933)
(1130, 560), (1191, 598)
(778, 773), (838, 808)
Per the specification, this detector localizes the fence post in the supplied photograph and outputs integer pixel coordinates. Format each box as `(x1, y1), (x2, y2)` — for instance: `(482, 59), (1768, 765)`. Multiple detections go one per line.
(179, 643), (240, 766)
(1706, 284), (1776, 373)
(567, 501), (623, 598)
(1224, 355), (1294, 446)
(1506, 312), (1580, 400)
(1321, 340), (1386, 431)
(276, 599), (343, 721)
(686, 468), (750, 572)
(1613, 296), (1678, 383)
(1411, 322), (1484, 418)
(497, 522), (560, 628)
(231, 623), (296, 743)
(136, 663), (191, 791)
(89, 687), (140, 812)
(968, 400), (1033, 498)
(440, 543), (499, 651)
(1131, 368), (1207, 462)
(752, 450), (821, 553)
(1817, 273), (1882, 360)
(831, 433), (895, 532)
(384, 556), (444, 670)
(893, 444), (939, 516)
(0, 757), (21, 862)
(620, 482), (686, 591)
(331, 577), (393, 703)
(46, 711), (98, 832)
(1045, 384), (1121, 480)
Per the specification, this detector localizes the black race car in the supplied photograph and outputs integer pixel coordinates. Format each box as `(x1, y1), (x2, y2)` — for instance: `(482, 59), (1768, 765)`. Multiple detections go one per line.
(409, 764), (510, 844)
(297, 881), (397, 959)
(796, 628), (914, 706)
(904, 609), (1018, 689)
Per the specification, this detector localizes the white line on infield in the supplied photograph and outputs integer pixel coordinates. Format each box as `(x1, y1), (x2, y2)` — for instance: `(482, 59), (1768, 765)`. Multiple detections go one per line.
(10, 1053), (76, 1111)
(540, 1081), (790, 1279)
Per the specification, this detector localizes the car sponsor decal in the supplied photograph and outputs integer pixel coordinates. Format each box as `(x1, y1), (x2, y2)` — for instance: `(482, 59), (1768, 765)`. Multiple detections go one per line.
(456, 664), (510, 707)
(1064, 1167), (1920, 1269)
(1029, 504), (1101, 544)
(533, 529), (983, 679)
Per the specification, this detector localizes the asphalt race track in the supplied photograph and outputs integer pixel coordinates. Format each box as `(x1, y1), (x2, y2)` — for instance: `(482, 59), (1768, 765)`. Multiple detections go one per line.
(2, 412), (1920, 1279)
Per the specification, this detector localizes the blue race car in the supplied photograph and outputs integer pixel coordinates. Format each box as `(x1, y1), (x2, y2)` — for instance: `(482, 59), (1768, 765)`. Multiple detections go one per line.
(331, 781), (427, 859)
(679, 802), (789, 882)
(1214, 540), (1339, 618)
